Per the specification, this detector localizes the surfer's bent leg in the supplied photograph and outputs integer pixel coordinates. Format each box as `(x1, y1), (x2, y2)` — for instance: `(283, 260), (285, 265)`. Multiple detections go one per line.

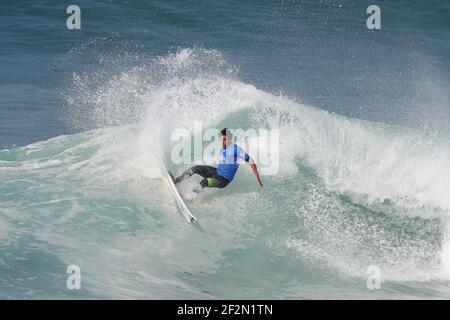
(175, 165), (216, 184)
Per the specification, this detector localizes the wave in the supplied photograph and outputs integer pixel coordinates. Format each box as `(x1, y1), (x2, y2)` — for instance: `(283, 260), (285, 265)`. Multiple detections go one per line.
(1, 48), (450, 298)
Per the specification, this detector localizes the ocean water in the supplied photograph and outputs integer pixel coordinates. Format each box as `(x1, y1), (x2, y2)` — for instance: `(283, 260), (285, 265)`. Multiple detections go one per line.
(1, 0), (450, 299)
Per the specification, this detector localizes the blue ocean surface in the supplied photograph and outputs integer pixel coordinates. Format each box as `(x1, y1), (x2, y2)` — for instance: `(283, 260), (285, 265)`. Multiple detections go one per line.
(1, 0), (450, 299)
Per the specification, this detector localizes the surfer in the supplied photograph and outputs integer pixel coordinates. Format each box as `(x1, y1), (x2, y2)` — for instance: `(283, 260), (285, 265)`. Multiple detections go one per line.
(174, 128), (263, 193)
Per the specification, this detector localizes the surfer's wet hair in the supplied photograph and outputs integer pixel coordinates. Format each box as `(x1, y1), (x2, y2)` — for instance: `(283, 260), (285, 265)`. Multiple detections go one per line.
(220, 128), (232, 138)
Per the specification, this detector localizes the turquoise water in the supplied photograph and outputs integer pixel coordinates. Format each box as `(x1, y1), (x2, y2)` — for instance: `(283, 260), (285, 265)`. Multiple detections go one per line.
(1, 1), (450, 299)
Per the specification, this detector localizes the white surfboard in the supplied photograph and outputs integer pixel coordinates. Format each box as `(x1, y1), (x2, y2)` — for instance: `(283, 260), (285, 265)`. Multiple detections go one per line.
(161, 157), (197, 224)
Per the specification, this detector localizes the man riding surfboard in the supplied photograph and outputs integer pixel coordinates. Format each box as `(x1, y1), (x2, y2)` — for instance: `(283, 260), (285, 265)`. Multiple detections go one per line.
(174, 128), (263, 193)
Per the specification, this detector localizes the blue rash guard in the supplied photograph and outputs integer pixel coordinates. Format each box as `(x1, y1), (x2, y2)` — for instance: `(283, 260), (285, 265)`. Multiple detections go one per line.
(216, 143), (250, 181)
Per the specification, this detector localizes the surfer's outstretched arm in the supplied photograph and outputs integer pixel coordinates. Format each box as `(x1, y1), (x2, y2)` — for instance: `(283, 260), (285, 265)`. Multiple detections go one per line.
(248, 157), (263, 187)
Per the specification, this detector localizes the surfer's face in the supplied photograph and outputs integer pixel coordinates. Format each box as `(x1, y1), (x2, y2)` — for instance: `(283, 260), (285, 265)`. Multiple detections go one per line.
(220, 134), (230, 148)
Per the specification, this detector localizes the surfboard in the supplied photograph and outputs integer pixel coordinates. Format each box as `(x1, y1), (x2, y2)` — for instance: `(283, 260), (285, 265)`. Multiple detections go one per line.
(161, 157), (197, 224)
